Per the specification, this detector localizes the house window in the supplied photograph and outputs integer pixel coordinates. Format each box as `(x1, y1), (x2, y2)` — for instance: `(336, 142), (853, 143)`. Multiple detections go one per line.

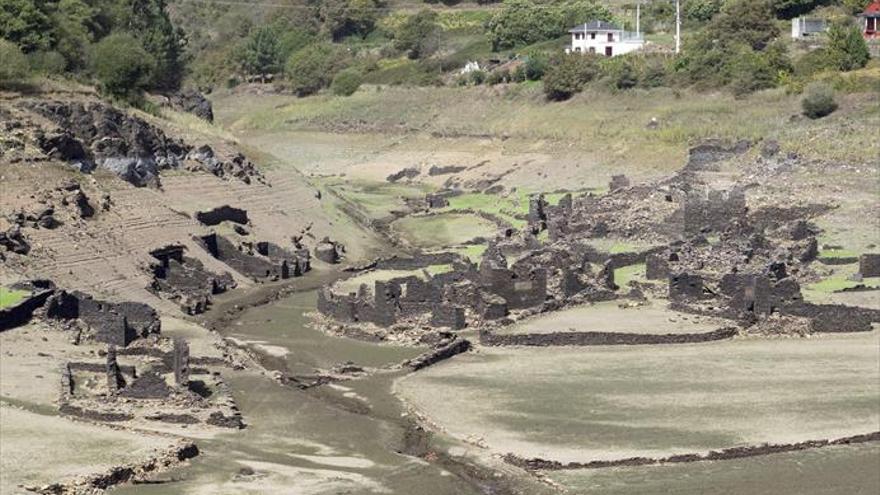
(589, 47), (596, 53)
(575, 47), (582, 52)
(607, 32), (614, 42)
(590, 33), (596, 39)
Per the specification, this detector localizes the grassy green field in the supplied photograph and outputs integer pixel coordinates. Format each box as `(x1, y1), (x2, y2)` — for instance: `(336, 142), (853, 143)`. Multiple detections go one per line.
(396, 331), (880, 463)
(218, 83), (878, 172)
(0, 288), (27, 308)
(391, 212), (499, 249)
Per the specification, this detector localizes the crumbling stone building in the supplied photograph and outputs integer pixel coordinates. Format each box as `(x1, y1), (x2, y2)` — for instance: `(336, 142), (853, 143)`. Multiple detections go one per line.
(197, 233), (309, 281)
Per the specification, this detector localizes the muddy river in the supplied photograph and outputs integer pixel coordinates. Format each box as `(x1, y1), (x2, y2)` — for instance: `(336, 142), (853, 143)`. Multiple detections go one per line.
(113, 290), (500, 495)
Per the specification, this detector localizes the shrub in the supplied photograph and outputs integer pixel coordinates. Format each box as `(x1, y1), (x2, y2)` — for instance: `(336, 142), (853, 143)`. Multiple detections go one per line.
(285, 43), (348, 96)
(511, 64), (526, 82)
(542, 53), (600, 100)
(486, 69), (510, 85)
(801, 82), (837, 119)
(728, 46), (777, 96)
(524, 54), (548, 80)
(0, 39), (29, 83)
(28, 50), (66, 74)
(640, 56), (669, 87)
(89, 33), (156, 98)
(331, 68), (363, 95)
(602, 56), (638, 90)
(469, 69), (486, 85)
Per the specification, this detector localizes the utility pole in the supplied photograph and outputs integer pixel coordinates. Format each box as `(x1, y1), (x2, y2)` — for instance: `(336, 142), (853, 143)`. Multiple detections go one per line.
(675, 0), (681, 54)
(636, 2), (641, 38)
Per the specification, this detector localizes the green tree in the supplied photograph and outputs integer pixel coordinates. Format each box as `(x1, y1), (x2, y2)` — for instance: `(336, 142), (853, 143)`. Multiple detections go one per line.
(126, 0), (185, 90)
(394, 9), (439, 59)
(236, 26), (282, 77)
(710, 0), (779, 51)
(0, 38), (30, 82)
(542, 52), (600, 100)
(331, 67), (362, 95)
(486, 0), (557, 50)
(0, 0), (54, 52)
(285, 42), (348, 96)
(317, 0), (381, 40)
(826, 22), (870, 71)
(52, 0), (100, 70)
(487, 0), (611, 51)
(90, 32), (155, 98)
(683, 0), (722, 22)
(770, 0), (830, 19)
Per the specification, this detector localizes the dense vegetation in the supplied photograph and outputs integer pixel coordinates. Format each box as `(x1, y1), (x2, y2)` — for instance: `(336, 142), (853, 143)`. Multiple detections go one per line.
(0, 0), (874, 102)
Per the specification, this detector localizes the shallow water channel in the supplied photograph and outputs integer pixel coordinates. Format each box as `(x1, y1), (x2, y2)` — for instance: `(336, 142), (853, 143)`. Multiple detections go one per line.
(115, 290), (489, 495)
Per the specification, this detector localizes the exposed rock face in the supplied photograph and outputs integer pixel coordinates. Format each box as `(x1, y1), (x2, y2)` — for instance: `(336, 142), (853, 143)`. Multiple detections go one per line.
(26, 100), (189, 187)
(169, 89), (214, 122)
(19, 100), (265, 187)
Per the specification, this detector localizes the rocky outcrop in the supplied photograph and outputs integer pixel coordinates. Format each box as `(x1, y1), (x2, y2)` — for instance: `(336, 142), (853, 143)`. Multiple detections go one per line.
(0, 225), (30, 255)
(168, 89), (214, 122)
(20, 100), (265, 187)
(26, 100), (189, 187)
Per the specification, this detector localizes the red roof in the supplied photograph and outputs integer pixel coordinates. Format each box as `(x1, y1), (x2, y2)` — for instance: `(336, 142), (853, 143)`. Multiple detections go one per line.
(864, 0), (880, 15)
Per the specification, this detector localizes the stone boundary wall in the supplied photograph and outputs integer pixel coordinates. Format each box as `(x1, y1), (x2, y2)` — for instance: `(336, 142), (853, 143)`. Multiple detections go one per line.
(0, 289), (53, 331)
(503, 431), (880, 471)
(479, 327), (738, 347)
(405, 338), (472, 370)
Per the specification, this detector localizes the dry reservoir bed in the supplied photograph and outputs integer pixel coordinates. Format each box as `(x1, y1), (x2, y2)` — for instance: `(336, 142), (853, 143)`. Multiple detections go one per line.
(0, 404), (176, 492)
(396, 330), (880, 463)
(500, 300), (727, 335)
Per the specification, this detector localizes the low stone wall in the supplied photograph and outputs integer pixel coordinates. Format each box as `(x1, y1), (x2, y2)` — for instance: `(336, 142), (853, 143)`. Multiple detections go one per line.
(405, 338), (471, 370)
(503, 431), (880, 471)
(479, 327), (738, 347)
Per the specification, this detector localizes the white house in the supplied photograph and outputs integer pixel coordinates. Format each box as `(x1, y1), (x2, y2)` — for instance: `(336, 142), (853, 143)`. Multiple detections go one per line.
(566, 20), (644, 57)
